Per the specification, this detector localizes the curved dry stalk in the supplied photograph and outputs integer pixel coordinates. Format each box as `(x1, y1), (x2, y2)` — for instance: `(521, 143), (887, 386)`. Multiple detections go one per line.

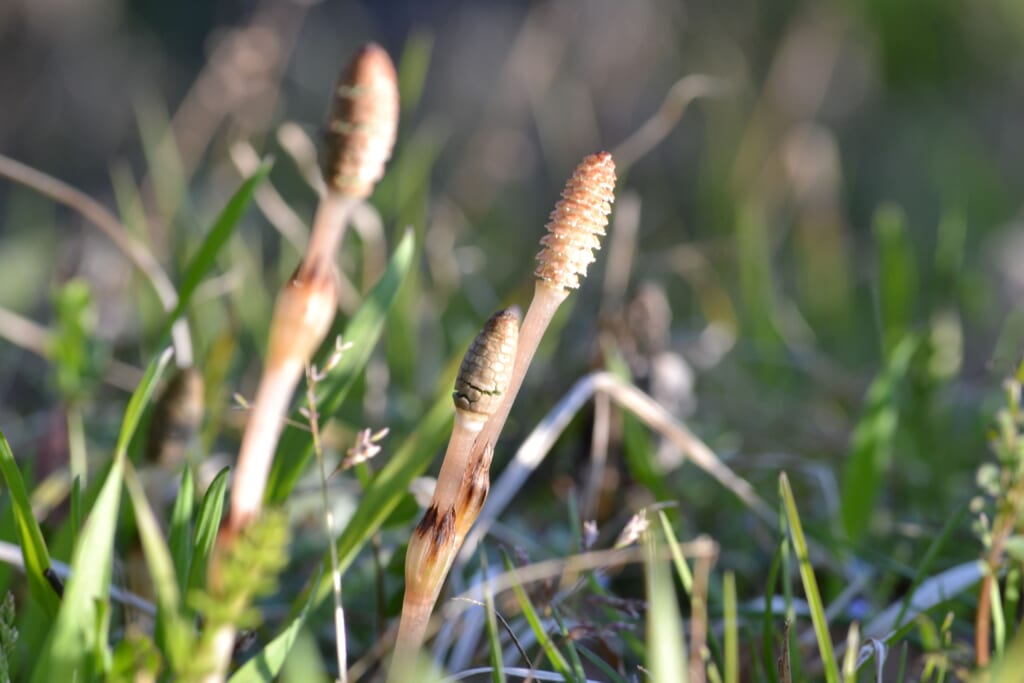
(460, 370), (777, 564)
(610, 74), (731, 170)
(0, 153), (193, 366)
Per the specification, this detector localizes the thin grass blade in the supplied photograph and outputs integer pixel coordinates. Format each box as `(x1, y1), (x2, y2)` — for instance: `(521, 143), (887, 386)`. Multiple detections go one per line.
(780, 472), (839, 683)
(187, 466), (229, 597)
(0, 432), (59, 618)
(644, 532), (688, 683)
(124, 464), (192, 671)
(157, 161), (272, 343)
(168, 465), (195, 597)
(500, 551), (573, 679)
(31, 347), (172, 682)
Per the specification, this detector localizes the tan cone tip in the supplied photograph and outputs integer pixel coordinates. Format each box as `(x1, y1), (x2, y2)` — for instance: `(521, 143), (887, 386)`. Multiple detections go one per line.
(535, 151), (616, 290)
(322, 43), (400, 197)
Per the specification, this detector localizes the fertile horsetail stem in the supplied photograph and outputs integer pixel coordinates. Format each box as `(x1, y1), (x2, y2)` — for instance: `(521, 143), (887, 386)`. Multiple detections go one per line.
(468, 152), (616, 476)
(391, 310), (519, 675)
(225, 44), (399, 534)
(207, 44), (399, 683)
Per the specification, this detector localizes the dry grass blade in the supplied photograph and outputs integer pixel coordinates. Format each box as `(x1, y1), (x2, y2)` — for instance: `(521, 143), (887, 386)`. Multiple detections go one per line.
(461, 371), (776, 563)
(0, 152), (192, 365)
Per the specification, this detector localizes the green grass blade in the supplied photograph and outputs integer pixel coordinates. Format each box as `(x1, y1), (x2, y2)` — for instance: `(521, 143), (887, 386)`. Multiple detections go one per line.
(780, 473), (839, 683)
(576, 644), (630, 683)
(187, 466), (229, 597)
(124, 464), (192, 672)
(33, 457), (125, 682)
(32, 348), (172, 682)
(723, 571), (738, 683)
(70, 475), (82, 552)
(168, 465), (195, 597)
(552, 607), (587, 681)
(840, 334), (917, 542)
(500, 551), (573, 680)
(0, 432), (59, 618)
(873, 204), (919, 354)
(644, 532), (688, 683)
(117, 348), (175, 456)
(157, 161), (272, 344)
(266, 228), (417, 504)
(657, 510), (694, 594)
(482, 558), (506, 683)
(229, 570), (321, 683)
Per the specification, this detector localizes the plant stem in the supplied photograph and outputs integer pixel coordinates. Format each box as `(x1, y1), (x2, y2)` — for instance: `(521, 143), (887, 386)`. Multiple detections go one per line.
(305, 366), (349, 683)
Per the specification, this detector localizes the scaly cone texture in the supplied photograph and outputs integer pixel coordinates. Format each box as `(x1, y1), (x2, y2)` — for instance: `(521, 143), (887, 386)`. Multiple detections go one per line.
(391, 310), (519, 677)
(534, 151), (616, 291)
(453, 308), (520, 421)
(465, 153), (617, 494)
(321, 42), (400, 198)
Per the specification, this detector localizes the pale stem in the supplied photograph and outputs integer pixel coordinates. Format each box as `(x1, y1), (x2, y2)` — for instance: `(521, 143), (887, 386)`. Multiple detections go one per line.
(306, 192), (360, 271)
(389, 412), (485, 677)
(227, 358), (303, 531)
(306, 367), (348, 683)
(432, 412), (485, 508)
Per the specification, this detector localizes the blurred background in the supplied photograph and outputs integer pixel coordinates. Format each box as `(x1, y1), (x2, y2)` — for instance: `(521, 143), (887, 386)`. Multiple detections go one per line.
(2, 0), (1024, 676)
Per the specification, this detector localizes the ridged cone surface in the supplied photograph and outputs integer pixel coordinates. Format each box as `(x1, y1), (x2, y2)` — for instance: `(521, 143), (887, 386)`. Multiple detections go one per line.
(535, 151), (616, 290)
(453, 308), (520, 418)
(322, 43), (399, 197)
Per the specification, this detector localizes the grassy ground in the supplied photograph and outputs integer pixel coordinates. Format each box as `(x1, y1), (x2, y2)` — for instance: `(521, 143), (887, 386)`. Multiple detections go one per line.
(1, 0), (1024, 681)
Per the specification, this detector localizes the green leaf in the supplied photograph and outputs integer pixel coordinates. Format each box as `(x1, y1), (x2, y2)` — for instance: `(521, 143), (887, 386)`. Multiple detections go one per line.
(187, 467), (229, 598)
(32, 348), (172, 682)
(657, 511), (693, 595)
(69, 476), (82, 552)
(874, 204), (919, 354)
(481, 556), (506, 683)
(124, 465), (192, 672)
(168, 465), (195, 597)
(266, 229), (417, 504)
(780, 472), (839, 683)
(0, 432), (59, 618)
(840, 335), (918, 541)
(157, 161), (272, 344)
(723, 572), (738, 683)
(644, 532), (688, 683)
(227, 570), (321, 683)
(501, 551), (573, 679)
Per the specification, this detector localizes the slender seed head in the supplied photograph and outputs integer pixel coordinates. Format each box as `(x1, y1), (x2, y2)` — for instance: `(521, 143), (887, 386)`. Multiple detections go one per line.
(535, 151), (617, 290)
(453, 308), (520, 420)
(322, 43), (399, 198)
